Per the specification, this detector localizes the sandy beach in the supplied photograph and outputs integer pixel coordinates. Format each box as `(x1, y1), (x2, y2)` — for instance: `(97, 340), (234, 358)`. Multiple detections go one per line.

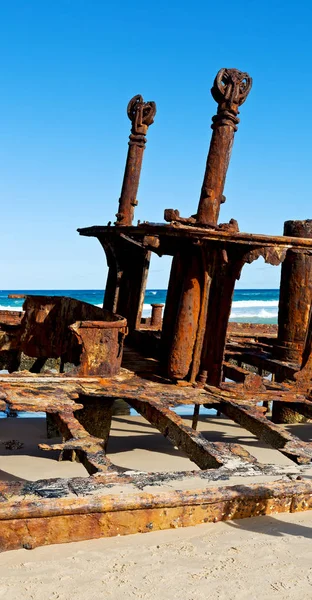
(0, 413), (311, 598)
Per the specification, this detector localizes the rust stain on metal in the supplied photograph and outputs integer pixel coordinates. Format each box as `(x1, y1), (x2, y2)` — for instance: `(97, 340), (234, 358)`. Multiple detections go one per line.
(116, 94), (156, 226)
(0, 479), (311, 551)
(197, 68), (252, 226)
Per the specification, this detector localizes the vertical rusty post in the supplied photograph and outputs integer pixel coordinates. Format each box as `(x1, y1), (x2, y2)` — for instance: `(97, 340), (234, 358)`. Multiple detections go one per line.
(292, 306), (312, 391)
(301, 305), (312, 373)
(101, 94), (155, 331)
(273, 220), (312, 423)
(161, 68), (251, 382)
(166, 245), (204, 380)
(197, 68), (252, 225)
(199, 249), (245, 386)
(116, 95), (156, 226)
(161, 252), (186, 367)
(275, 220), (312, 363)
(151, 304), (164, 328)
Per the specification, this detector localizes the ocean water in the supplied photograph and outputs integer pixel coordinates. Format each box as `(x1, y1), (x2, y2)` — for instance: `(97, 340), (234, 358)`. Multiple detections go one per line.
(0, 288), (279, 324)
(0, 288), (278, 418)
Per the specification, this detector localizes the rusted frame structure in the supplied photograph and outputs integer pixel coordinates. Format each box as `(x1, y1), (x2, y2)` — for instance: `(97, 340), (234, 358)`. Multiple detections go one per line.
(0, 68), (312, 551)
(1, 365), (312, 551)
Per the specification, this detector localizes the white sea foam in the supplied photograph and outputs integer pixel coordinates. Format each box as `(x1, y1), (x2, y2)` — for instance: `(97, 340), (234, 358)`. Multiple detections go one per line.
(142, 301), (278, 319)
(1, 298), (279, 320)
(0, 304), (23, 311)
(142, 303), (152, 317)
(230, 309), (278, 319)
(231, 300), (278, 308)
(230, 300), (278, 319)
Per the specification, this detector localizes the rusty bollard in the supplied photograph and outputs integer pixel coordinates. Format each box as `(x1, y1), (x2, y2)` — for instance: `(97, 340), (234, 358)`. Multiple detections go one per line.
(151, 304), (164, 328)
(115, 94), (156, 226)
(197, 68), (252, 225)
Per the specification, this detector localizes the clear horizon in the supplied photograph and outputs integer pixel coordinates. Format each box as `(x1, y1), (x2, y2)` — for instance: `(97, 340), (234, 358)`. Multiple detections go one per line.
(1, 1), (311, 289)
(0, 286), (280, 291)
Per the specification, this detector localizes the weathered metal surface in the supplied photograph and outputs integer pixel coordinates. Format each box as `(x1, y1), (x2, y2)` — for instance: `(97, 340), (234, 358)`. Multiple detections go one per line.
(0, 309), (23, 327)
(166, 246), (203, 380)
(128, 394), (259, 470)
(79, 222), (312, 387)
(276, 220), (312, 362)
(70, 319), (126, 376)
(79, 222), (312, 251)
(8, 293), (25, 299)
(199, 249), (245, 386)
(150, 303), (164, 328)
(12, 295), (127, 377)
(0, 352), (312, 551)
(1, 366), (312, 470)
(219, 399), (312, 464)
(116, 95), (156, 226)
(271, 403), (307, 424)
(0, 479), (311, 551)
(293, 306), (312, 394)
(197, 68), (252, 225)
(101, 235), (151, 333)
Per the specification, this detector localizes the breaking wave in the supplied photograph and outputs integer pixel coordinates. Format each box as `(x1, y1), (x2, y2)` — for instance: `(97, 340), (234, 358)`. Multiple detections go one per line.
(231, 300), (278, 308)
(0, 304), (23, 311)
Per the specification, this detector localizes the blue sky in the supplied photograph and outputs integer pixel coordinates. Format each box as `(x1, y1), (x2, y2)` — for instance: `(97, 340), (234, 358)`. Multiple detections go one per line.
(1, 0), (311, 289)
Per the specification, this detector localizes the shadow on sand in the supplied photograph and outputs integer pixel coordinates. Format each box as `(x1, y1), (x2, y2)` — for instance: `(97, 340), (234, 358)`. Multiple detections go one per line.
(226, 513), (312, 539)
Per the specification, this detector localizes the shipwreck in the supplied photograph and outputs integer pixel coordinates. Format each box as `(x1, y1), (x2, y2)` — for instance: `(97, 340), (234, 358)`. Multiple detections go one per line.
(0, 68), (312, 551)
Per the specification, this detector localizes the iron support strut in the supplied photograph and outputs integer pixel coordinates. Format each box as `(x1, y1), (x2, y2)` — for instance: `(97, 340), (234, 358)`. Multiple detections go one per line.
(162, 69), (252, 381)
(197, 68), (252, 225)
(116, 95), (156, 226)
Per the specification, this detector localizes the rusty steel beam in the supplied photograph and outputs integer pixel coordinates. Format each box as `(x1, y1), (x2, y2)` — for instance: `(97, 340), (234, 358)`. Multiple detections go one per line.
(197, 68), (252, 225)
(3, 371), (312, 469)
(127, 394), (260, 470)
(223, 361), (256, 383)
(224, 348), (298, 381)
(79, 222), (312, 251)
(0, 374), (301, 479)
(0, 374), (217, 407)
(0, 478), (311, 551)
(115, 95), (156, 226)
(219, 399), (312, 464)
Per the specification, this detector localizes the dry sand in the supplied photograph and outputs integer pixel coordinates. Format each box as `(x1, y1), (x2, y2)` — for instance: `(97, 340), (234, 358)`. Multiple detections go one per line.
(0, 413), (311, 599)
